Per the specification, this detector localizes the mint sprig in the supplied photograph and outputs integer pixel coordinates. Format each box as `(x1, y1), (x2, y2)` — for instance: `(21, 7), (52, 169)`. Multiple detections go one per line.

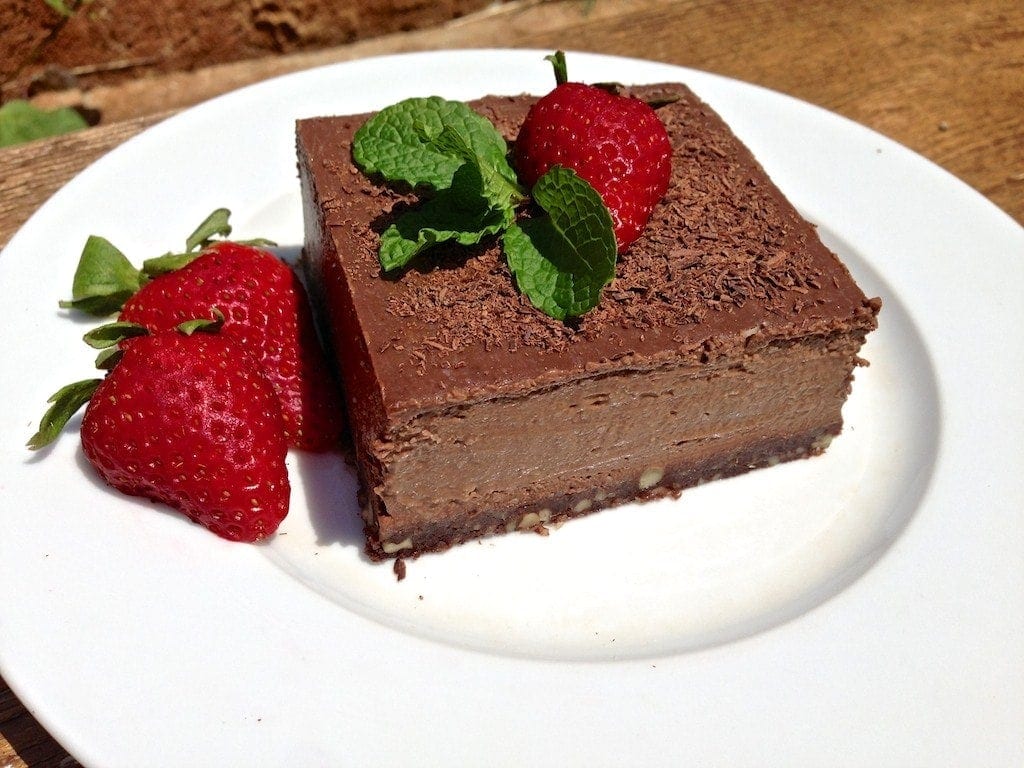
(353, 96), (521, 203)
(503, 166), (617, 321)
(354, 96), (524, 272)
(352, 97), (618, 320)
(379, 162), (509, 271)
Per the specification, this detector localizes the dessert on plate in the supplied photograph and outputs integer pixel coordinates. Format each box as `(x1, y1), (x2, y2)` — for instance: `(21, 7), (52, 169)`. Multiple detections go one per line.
(296, 72), (880, 560)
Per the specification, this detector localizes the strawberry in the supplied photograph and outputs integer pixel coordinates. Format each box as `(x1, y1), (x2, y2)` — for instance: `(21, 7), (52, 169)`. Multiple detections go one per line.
(513, 51), (673, 252)
(118, 241), (344, 452)
(29, 322), (290, 543)
(59, 210), (345, 452)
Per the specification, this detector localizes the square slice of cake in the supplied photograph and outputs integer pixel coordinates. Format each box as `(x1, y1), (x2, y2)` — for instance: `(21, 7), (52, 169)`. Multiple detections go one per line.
(296, 84), (880, 560)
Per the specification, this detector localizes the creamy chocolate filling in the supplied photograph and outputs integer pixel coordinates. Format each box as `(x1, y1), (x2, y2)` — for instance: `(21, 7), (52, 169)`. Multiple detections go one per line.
(366, 331), (867, 555)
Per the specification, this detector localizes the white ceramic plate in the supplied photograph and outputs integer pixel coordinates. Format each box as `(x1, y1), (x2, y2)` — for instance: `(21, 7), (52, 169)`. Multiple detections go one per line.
(1, 50), (1022, 767)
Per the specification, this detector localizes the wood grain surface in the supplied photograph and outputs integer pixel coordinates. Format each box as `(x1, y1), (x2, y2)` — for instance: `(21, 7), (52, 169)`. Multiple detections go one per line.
(1, 1), (1021, 765)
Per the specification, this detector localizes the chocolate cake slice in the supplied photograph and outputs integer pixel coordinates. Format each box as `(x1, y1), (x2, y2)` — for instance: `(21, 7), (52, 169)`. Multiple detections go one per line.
(296, 84), (880, 560)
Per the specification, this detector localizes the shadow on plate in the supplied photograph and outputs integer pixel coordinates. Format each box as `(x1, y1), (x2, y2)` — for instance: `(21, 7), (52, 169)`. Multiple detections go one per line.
(289, 450), (367, 553)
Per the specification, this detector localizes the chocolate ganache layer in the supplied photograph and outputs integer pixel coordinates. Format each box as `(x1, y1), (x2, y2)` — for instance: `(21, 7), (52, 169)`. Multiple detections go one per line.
(296, 84), (880, 560)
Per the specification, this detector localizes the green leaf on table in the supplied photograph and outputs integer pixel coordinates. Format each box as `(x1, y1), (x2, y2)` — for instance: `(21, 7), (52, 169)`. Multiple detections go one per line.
(0, 100), (87, 148)
(502, 166), (617, 321)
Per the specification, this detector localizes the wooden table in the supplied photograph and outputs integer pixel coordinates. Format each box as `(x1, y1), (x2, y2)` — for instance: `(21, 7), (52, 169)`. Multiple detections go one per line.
(1, 1), (1021, 764)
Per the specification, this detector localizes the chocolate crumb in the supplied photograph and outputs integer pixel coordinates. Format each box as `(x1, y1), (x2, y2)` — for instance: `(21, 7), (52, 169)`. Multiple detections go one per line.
(393, 557), (406, 581)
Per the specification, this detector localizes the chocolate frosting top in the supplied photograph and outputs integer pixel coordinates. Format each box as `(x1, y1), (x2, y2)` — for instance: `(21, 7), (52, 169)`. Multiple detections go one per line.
(297, 84), (879, 419)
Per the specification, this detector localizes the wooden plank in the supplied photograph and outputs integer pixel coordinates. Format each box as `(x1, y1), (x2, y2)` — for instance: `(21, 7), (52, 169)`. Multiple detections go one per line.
(0, 679), (80, 767)
(0, 114), (173, 250)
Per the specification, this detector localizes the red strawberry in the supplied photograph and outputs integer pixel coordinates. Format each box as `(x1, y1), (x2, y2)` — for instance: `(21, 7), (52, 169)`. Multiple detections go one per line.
(76, 329), (290, 542)
(119, 242), (344, 452)
(513, 52), (672, 252)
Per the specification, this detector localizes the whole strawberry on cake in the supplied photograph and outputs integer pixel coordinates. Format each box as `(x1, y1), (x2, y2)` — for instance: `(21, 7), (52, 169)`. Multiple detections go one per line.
(512, 51), (672, 252)
(297, 51), (880, 560)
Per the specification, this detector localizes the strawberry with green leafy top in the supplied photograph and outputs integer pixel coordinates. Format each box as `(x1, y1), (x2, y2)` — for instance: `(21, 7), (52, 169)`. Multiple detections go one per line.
(29, 320), (290, 543)
(61, 209), (345, 452)
(119, 241), (344, 452)
(512, 51), (673, 252)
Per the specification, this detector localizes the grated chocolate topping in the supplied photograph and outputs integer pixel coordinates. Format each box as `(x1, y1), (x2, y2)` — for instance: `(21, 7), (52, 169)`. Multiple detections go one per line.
(377, 86), (822, 358)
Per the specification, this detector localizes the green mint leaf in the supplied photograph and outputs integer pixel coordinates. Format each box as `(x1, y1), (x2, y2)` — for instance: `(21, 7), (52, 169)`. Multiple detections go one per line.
(379, 163), (508, 271)
(27, 378), (101, 450)
(83, 321), (148, 349)
(423, 119), (524, 212)
(59, 235), (143, 316)
(355, 97), (523, 271)
(184, 208), (232, 252)
(353, 96), (522, 204)
(503, 166), (617, 321)
(0, 100), (87, 148)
